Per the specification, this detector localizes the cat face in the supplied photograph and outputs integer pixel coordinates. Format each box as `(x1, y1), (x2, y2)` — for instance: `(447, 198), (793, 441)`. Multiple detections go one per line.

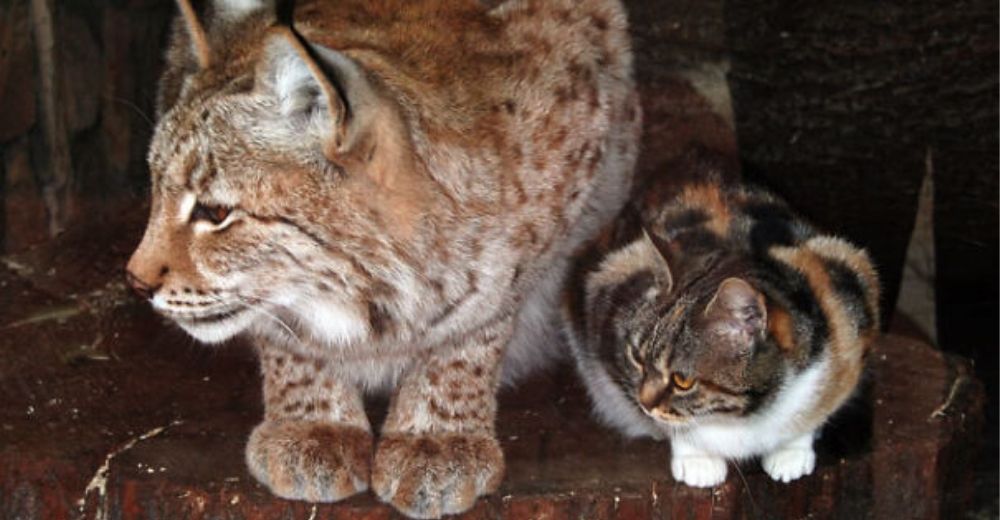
(126, 3), (419, 344)
(614, 241), (770, 426)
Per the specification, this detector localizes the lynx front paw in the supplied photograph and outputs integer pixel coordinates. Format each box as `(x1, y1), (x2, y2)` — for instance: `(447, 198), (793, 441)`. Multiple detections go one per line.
(245, 420), (372, 502)
(671, 454), (728, 487)
(762, 446), (815, 483)
(372, 432), (505, 519)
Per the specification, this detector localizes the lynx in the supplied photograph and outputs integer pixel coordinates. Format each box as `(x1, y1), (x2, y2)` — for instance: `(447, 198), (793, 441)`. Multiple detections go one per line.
(125, 0), (639, 517)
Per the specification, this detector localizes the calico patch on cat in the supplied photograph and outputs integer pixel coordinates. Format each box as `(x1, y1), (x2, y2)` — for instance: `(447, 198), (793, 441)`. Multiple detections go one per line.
(565, 177), (879, 488)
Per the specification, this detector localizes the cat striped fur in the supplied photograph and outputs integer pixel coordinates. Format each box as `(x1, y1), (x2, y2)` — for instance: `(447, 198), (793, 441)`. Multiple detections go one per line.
(566, 163), (879, 487)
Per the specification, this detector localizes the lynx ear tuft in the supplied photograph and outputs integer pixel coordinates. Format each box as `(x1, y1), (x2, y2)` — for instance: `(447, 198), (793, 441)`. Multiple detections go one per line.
(704, 277), (766, 352)
(173, 0), (273, 70)
(176, 0), (212, 69)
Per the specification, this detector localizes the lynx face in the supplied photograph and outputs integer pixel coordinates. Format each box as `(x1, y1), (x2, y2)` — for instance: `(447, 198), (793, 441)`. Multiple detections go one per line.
(127, 11), (418, 345)
(130, 101), (321, 343)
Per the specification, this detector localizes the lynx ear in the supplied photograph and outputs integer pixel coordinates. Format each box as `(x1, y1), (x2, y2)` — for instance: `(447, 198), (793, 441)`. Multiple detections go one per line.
(641, 227), (674, 293)
(214, 0), (271, 19)
(257, 28), (380, 160)
(174, 0), (273, 69)
(175, 0), (212, 68)
(704, 277), (766, 352)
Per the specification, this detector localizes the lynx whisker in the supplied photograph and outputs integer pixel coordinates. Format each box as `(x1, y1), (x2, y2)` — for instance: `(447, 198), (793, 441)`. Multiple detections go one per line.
(242, 301), (302, 344)
(203, 292), (304, 346)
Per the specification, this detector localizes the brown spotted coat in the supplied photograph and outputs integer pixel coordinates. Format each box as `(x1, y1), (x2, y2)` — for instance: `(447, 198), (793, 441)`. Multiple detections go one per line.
(126, 0), (639, 517)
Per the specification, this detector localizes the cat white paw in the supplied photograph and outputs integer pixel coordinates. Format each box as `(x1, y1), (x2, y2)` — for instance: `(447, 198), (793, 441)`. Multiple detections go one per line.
(761, 447), (816, 483)
(671, 455), (728, 487)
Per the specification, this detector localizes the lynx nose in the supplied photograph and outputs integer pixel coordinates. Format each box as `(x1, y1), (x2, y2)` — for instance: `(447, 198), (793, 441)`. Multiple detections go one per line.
(125, 269), (159, 300)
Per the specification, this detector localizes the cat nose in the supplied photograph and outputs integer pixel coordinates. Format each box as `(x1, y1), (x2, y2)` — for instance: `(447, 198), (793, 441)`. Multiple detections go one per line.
(639, 374), (669, 410)
(125, 269), (159, 300)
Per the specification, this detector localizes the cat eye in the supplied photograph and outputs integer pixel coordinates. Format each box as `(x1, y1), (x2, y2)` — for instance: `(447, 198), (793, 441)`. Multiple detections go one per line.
(625, 341), (644, 372)
(191, 202), (232, 225)
(672, 372), (696, 391)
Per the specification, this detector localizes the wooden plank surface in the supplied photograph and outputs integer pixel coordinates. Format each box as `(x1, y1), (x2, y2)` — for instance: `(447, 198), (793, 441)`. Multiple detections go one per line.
(0, 221), (985, 520)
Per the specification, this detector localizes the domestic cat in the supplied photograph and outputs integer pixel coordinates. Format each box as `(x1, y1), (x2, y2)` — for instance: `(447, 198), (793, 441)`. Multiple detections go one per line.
(565, 167), (879, 488)
(125, 0), (639, 517)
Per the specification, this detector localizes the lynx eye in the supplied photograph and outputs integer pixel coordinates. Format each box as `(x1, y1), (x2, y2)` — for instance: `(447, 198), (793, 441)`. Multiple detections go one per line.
(672, 372), (696, 391)
(191, 202), (232, 225)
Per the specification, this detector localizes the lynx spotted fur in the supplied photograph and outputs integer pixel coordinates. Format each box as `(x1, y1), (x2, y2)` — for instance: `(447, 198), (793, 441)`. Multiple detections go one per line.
(125, 0), (639, 517)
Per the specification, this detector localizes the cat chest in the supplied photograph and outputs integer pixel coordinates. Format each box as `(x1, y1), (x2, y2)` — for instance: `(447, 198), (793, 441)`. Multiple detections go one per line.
(678, 421), (801, 459)
(674, 361), (829, 459)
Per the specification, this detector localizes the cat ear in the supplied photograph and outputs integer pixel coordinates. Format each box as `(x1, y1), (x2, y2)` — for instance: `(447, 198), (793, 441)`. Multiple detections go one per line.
(641, 227), (674, 292)
(257, 28), (380, 161)
(704, 277), (767, 352)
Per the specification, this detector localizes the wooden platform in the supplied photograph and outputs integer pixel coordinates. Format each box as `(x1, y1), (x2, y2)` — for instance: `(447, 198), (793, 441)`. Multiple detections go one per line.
(0, 248), (985, 519)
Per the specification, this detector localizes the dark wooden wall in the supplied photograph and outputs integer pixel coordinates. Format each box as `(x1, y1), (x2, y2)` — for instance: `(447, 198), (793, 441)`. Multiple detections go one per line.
(0, 0), (173, 251)
(724, 0), (999, 427)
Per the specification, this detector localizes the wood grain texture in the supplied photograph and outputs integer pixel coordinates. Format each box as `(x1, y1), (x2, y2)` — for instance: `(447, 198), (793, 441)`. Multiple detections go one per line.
(0, 214), (986, 519)
(0, 260), (984, 518)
